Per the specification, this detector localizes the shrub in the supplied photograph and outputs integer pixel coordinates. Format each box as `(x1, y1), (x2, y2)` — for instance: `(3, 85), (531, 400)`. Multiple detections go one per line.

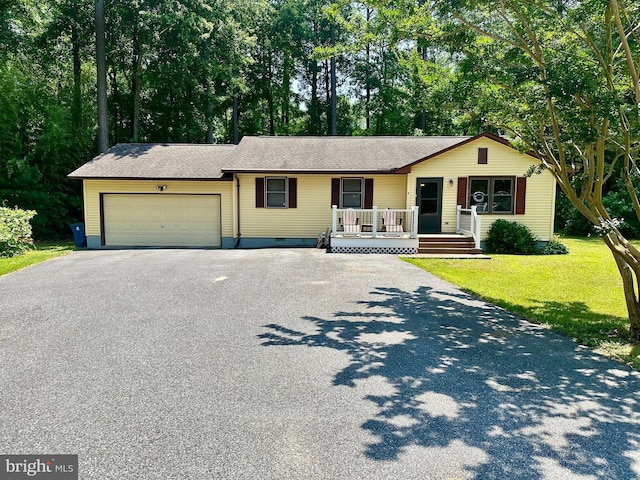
(485, 219), (539, 254)
(537, 238), (569, 255)
(0, 206), (37, 258)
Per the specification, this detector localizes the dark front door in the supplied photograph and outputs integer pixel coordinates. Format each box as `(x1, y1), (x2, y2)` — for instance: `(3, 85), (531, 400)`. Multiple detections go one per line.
(417, 178), (442, 234)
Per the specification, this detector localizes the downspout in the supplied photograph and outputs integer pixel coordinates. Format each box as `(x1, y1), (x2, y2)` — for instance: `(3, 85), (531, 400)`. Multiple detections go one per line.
(235, 176), (241, 248)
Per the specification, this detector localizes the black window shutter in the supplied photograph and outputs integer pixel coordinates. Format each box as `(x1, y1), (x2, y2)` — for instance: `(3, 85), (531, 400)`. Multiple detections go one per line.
(457, 177), (468, 208)
(255, 177), (265, 208)
(515, 177), (527, 214)
(331, 178), (340, 207)
(288, 178), (297, 208)
(364, 178), (374, 208)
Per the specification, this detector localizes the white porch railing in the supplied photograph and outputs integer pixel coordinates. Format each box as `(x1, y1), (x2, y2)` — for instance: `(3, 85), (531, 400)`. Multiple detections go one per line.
(456, 205), (481, 249)
(332, 206), (419, 239)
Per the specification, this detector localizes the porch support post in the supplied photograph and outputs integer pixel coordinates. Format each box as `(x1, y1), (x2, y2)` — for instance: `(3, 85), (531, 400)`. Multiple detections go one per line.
(332, 205), (337, 237)
(411, 206), (419, 239)
(372, 206), (377, 238)
(471, 205), (481, 249)
(456, 205), (461, 233)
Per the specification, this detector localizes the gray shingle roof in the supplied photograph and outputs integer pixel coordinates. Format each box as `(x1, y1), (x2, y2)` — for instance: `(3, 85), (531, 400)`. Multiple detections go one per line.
(68, 135), (496, 179)
(68, 143), (236, 179)
(223, 136), (472, 172)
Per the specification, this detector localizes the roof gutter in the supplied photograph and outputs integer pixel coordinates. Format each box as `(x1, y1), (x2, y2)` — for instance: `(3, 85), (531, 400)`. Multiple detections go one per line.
(220, 169), (398, 175)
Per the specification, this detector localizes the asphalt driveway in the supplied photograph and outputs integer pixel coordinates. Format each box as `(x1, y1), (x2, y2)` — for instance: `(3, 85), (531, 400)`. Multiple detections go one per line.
(1, 248), (640, 479)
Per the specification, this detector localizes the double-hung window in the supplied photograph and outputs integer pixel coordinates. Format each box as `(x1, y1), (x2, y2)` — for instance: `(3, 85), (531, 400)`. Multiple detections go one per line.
(469, 177), (514, 214)
(265, 177), (287, 208)
(342, 178), (363, 208)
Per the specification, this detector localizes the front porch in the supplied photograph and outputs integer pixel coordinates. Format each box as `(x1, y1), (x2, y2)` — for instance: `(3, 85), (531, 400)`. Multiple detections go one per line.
(330, 206), (483, 254)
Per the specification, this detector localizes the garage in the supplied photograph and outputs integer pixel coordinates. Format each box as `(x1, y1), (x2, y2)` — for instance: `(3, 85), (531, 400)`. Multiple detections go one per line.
(103, 194), (222, 247)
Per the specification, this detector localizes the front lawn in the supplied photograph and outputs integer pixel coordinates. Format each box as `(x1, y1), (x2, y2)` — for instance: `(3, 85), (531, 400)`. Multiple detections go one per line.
(404, 237), (640, 369)
(0, 243), (75, 277)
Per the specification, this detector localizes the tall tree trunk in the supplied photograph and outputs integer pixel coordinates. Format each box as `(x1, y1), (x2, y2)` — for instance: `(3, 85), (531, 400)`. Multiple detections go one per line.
(282, 51), (290, 127)
(232, 90), (239, 145)
(95, 0), (109, 152)
(365, 47), (371, 130)
(310, 59), (320, 135)
(329, 24), (337, 136)
(71, 24), (82, 131)
(205, 47), (214, 144)
(324, 59), (330, 134)
(267, 53), (275, 136)
(419, 46), (427, 132)
(166, 91), (174, 142)
(365, 8), (371, 131)
(130, 18), (141, 142)
(308, 20), (321, 135)
(605, 233), (640, 339)
(377, 44), (386, 135)
(110, 68), (119, 144)
(205, 101), (214, 144)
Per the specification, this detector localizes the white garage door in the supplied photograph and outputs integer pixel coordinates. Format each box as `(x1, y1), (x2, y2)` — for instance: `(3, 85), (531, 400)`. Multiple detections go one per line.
(103, 194), (221, 247)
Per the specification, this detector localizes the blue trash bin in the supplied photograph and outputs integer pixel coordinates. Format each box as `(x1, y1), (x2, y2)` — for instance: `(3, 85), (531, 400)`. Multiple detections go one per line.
(70, 222), (86, 248)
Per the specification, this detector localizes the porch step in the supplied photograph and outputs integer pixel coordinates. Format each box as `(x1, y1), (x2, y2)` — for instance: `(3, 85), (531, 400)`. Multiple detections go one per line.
(418, 235), (484, 255)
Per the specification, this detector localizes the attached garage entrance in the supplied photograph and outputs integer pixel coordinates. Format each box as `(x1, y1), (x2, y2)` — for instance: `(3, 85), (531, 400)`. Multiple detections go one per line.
(103, 194), (221, 247)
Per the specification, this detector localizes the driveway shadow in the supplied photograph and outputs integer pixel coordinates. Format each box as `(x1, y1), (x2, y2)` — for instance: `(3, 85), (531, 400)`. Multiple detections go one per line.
(260, 285), (640, 479)
(484, 296), (628, 341)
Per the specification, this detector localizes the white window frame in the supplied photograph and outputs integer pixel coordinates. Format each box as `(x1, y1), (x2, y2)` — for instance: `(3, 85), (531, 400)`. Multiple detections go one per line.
(265, 177), (288, 208)
(341, 177), (364, 209)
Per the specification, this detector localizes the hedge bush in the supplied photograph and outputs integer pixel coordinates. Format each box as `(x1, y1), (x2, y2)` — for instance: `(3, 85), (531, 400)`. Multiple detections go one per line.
(537, 238), (569, 255)
(485, 219), (539, 254)
(0, 206), (37, 258)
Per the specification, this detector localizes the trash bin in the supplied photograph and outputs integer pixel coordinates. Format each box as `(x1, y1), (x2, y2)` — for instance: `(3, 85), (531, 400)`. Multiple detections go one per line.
(69, 222), (86, 248)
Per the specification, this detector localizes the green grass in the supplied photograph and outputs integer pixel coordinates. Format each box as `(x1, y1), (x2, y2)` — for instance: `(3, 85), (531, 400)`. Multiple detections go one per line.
(0, 242), (75, 277)
(404, 237), (640, 369)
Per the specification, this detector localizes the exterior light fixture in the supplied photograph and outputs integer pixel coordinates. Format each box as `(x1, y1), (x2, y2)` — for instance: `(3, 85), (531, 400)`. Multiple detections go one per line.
(156, 185), (167, 192)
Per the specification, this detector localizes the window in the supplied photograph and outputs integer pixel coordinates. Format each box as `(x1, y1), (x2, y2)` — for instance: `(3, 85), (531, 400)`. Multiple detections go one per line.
(342, 178), (363, 208)
(266, 177), (287, 208)
(492, 178), (513, 213)
(331, 178), (373, 208)
(256, 177), (297, 208)
(469, 177), (514, 214)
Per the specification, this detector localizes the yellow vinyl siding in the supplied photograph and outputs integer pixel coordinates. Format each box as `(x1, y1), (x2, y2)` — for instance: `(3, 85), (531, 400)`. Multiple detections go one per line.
(83, 179), (234, 238)
(81, 137), (556, 244)
(238, 174), (406, 238)
(407, 138), (556, 240)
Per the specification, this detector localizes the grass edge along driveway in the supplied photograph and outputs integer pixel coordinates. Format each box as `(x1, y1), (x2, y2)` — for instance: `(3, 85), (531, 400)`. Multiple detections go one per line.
(404, 237), (640, 370)
(0, 243), (75, 277)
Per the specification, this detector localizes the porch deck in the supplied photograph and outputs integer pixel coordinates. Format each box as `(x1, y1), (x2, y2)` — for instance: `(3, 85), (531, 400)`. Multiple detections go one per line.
(329, 206), (484, 255)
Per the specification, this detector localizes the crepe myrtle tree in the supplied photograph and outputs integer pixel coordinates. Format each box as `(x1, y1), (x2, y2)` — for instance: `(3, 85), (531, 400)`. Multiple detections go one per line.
(420, 0), (640, 338)
(333, 0), (640, 336)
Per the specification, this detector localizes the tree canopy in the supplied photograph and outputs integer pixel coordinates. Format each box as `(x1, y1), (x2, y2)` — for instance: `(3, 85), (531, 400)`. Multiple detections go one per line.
(0, 0), (469, 239)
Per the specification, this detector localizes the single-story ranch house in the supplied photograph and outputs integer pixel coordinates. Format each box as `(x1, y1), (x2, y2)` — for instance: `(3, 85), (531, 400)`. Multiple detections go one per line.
(68, 133), (556, 254)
